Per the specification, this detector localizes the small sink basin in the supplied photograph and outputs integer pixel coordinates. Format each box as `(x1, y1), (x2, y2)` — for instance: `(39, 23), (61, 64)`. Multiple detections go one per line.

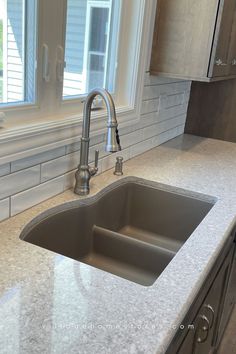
(20, 178), (215, 286)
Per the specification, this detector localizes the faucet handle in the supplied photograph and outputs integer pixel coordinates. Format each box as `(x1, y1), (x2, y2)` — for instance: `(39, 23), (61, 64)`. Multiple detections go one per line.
(89, 149), (99, 177)
(94, 149), (99, 170)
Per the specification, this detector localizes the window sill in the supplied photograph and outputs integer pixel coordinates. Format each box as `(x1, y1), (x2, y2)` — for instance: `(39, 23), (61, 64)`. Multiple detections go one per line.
(0, 104), (140, 166)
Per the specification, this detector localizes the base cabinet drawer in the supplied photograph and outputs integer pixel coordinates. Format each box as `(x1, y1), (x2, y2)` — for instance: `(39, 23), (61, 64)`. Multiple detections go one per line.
(214, 246), (236, 347)
(166, 232), (236, 354)
(177, 247), (233, 354)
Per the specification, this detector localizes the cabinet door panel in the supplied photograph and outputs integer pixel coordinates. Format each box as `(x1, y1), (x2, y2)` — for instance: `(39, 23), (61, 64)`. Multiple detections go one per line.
(177, 247), (234, 354)
(227, 8), (236, 75)
(194, 249), (233, 354)
(150, 0), (219, 79)
(215, 246), (236, 346)
(177, 329), (195, 354)
(210, 0), (236, 77)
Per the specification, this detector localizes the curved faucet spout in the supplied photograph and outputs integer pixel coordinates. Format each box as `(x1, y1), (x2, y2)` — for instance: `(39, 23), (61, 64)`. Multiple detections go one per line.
(82, 88), (117, 138)
(74, 88), (121, 196)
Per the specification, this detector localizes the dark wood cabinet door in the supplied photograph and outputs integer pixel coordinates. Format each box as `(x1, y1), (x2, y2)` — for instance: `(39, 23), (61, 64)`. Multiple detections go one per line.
(227, 6), (236, 75)
(210, 0), (236, 77)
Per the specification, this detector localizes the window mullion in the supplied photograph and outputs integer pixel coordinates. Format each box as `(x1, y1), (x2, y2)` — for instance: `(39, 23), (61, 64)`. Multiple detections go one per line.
(22, 0), (26, 102)
(103, 0), (112, 89)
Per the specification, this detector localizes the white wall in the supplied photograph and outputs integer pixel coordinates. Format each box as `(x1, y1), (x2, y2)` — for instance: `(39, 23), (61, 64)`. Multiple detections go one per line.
(0, 73), (191, 221)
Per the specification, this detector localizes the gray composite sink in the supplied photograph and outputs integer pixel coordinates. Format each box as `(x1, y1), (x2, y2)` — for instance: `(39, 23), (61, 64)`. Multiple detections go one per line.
(20, 178), (215, 286)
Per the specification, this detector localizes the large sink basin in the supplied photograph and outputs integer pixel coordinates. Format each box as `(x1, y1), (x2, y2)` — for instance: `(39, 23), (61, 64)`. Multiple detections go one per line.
(20, 178), (215, 286)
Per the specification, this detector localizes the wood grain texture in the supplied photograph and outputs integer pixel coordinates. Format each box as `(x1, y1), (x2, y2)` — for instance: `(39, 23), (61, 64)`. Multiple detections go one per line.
(217, 305), (236, 354)
(185, 78), (236, 142)
(150, 0), (236, 81)
(150, 0), (219, 79)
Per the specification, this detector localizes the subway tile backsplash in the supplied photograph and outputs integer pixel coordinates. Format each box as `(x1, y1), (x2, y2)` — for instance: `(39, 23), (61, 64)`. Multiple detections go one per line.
(0, 74), (191, 221)
(0, 165), (40, 200)
(11, 176), (64, 216)
(41, 151), (78, 183)
(11, 146), (66, 173)
(0, 198), (10, 221)
(0, 163), (10, 177)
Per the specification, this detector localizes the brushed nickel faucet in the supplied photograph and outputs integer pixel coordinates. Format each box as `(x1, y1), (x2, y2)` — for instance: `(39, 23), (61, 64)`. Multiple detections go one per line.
(74, 88), (121, 195)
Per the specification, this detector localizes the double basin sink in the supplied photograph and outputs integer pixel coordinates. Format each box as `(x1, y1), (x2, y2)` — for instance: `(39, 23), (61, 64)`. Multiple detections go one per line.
(20, 178), (214, 286)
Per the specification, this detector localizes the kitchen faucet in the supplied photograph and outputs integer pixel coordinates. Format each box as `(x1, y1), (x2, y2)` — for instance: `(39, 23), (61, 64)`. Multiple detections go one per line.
(74, 88), (121, 196)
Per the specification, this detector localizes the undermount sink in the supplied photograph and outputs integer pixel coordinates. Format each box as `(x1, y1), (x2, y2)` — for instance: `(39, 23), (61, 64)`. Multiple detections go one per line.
(20, 178), (215, 286)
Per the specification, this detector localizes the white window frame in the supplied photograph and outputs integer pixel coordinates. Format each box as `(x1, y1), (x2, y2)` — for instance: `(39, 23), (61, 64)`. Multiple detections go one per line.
(2, 0), (7, 103)
(2, 0), (37, 105)
(84, 0), (112, 93)
(0, 0), (157, 166)
(63, 0), (113, 99)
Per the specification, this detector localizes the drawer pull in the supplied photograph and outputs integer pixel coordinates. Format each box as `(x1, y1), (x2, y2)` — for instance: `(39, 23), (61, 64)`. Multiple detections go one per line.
(203, 304), (215, 329)
(195, 315), (210, 344)
(232, 59), (236, 66)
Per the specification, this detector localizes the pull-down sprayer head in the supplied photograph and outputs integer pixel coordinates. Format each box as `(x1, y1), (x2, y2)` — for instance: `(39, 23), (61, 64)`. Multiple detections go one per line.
(106, 126), (121, 152)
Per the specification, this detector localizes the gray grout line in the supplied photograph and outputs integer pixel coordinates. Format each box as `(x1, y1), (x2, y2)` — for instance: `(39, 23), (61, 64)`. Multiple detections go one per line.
(144, 81), (188, 87)
(9, 196), (12, 217)
(0, 78), (190, 219)
(0, 112), (187, 181)
(40, 164), (42, 183)
(2, 124), (184, 219)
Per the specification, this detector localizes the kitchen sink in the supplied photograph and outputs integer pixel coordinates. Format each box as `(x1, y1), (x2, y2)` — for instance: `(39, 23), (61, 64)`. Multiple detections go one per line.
(20, 178), (215, 286)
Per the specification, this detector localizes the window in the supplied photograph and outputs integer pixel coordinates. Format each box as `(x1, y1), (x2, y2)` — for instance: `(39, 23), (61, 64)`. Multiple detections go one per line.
(0, 0), (155, 164)
(0, 0), (149, 133)
(0, 0), (37, 106)
(63, 0), (119, 99)
(86, 4), (111, 92)
(0, 0), (120, 109)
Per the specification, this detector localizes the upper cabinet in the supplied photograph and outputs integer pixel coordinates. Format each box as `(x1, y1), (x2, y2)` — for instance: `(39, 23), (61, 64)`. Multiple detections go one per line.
(150, 0), (236, 82)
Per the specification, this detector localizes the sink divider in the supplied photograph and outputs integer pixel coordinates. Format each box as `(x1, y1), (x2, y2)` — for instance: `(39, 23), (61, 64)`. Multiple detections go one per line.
(87, 225), (176, 285)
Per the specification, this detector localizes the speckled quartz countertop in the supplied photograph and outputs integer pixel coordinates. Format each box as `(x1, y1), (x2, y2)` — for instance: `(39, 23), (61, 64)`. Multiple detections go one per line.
(1, 134), (236, 354)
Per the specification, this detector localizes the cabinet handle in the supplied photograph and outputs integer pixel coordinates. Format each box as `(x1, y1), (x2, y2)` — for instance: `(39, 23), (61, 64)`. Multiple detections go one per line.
(215, 59), (227, 66)
(203, 304), (215, 329)
(42, 44), (50, 82)
(232, 59), (236, 66)
(56, 45), (66, 83)
(195, 315), (210, 344)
